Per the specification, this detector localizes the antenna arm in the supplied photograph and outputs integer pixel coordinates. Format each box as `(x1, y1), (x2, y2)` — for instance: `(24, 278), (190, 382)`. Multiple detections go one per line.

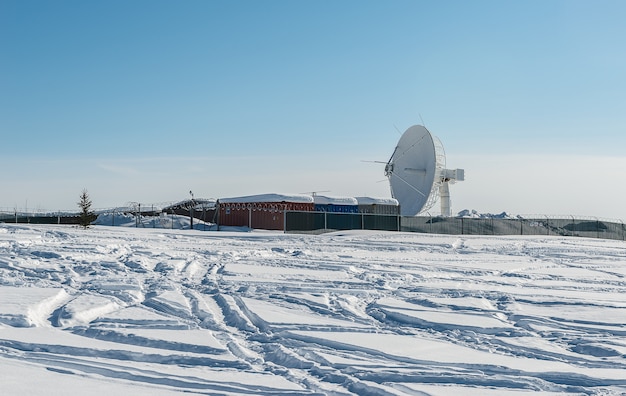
(389, 171), (428, 198)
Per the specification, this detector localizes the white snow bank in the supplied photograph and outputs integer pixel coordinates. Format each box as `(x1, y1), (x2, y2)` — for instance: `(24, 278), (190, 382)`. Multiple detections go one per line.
(218, 193), (314, 203)
(354, 196), (399, 206)
(312, 195), (358, 205)
(56, 294), (121, 327)
(0, 287), (69, 327)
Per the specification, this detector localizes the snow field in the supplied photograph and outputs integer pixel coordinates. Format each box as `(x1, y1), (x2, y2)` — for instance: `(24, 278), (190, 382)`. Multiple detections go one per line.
(0, 224), (625, 395)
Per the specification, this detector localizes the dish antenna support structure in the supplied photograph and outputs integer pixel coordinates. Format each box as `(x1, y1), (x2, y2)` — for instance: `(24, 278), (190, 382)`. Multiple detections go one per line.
(385, 125), (464, 217)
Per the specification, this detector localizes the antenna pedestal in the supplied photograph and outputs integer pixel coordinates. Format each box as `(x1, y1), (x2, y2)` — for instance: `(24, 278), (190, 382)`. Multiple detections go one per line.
(439, 182), (451, 217)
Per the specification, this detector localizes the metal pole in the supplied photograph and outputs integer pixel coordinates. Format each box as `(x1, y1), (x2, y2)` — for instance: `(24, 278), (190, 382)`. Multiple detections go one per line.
(189, 191), (194, 230)
(214, 203), (220, 231)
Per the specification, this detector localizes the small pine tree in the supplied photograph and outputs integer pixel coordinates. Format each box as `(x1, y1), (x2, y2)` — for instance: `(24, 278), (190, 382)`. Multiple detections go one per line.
(78, 189), (97, 229)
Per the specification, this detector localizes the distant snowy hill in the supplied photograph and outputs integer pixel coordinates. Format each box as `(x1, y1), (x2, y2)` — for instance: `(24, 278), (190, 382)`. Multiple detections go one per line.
(1, 224), (625, 395)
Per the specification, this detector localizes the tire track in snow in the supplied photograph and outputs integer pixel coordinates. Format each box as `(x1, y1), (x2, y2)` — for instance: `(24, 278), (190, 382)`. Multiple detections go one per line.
(2, 225), (626, 394)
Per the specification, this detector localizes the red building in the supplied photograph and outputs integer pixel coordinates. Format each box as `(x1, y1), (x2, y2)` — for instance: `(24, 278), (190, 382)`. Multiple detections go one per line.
(217, 193), (314, 230)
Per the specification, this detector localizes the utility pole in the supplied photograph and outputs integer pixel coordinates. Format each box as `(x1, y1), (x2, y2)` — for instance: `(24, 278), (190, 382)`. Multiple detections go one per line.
(189, 191), (194, 230)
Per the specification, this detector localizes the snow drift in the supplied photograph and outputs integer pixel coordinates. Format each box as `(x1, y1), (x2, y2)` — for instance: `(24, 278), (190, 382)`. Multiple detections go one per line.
(0, 224), (625, 395)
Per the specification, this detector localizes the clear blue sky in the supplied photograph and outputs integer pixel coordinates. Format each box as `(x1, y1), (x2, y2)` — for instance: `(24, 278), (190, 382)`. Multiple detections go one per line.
(2, 0), (626, 219)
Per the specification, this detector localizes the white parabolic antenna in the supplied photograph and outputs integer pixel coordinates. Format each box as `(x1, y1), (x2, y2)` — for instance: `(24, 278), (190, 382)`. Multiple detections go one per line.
(385, 125), (464, 216)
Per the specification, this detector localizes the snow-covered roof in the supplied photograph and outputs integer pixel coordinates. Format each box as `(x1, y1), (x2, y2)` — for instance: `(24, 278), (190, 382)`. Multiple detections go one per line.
(218, 193), (314, 204)
(354, 197), (399, 206)
(313, 195), (358, 205)
(163, 198), (216, 210)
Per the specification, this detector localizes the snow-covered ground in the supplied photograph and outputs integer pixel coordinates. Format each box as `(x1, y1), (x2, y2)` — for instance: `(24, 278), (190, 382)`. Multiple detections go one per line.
(0, 223), (625, 395)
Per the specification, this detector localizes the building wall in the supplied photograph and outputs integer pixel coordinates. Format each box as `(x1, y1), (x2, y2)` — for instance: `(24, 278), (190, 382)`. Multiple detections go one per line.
(358, 204), (400, 215)
(217, 201), (314, 230)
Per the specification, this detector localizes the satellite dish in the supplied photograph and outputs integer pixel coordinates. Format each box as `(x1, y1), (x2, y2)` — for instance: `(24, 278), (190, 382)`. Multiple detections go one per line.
(385, 125), (464, 216)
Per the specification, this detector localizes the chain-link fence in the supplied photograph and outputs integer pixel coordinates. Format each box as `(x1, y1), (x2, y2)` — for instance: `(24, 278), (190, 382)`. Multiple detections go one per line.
(0, 210), (80, 225)
(2, 208), (624, 241)
(285, 212), (626, 241)
(285, 211), (400, 233)
(0, 199), (218, 230)
(93, 206), (217, 230)
(400, 215), (626, 240)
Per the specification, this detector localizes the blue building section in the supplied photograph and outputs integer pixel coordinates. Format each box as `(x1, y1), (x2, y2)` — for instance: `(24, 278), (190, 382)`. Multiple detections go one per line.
(314, 203), (359, 213)
(312, 195), (359, 213)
